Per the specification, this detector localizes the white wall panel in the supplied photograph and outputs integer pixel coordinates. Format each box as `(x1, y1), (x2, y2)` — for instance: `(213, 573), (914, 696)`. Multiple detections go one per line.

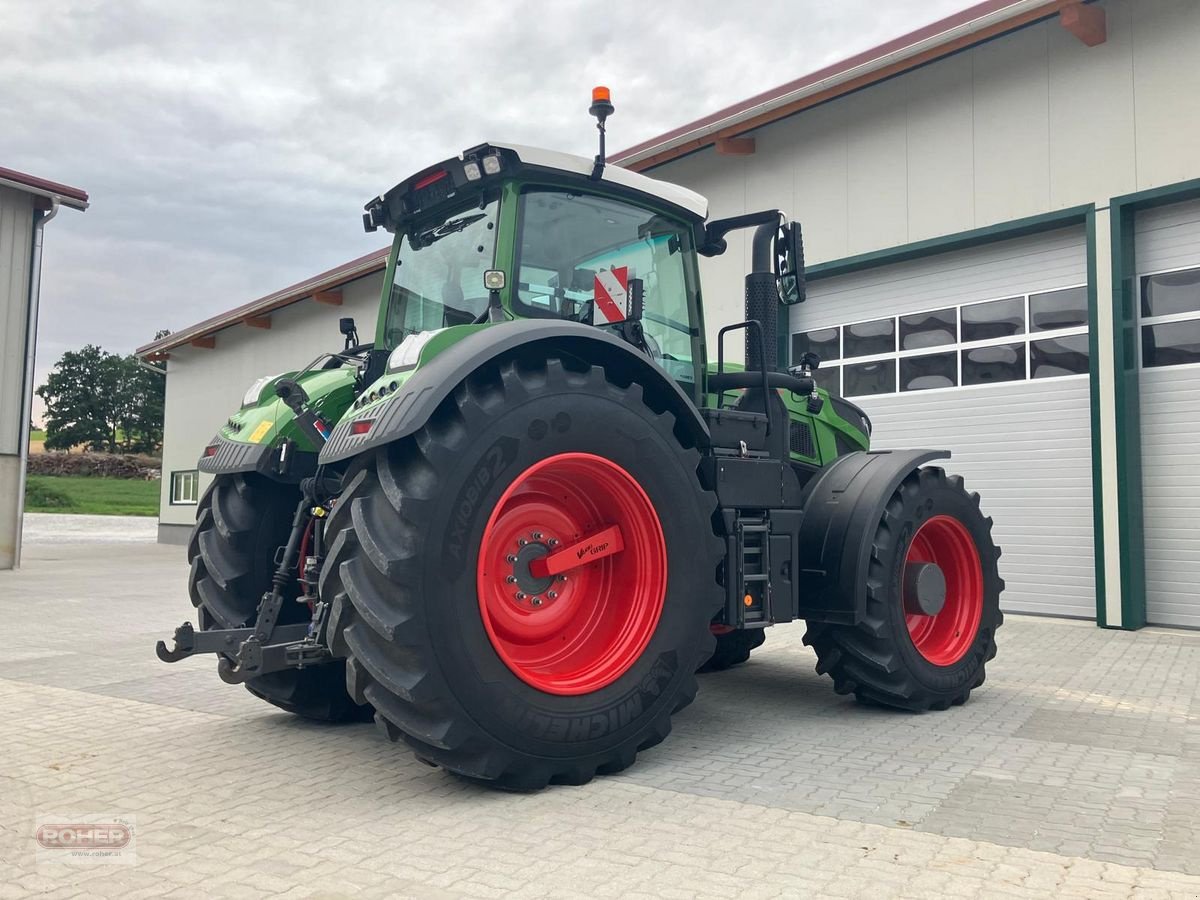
(0, 186), (33, 456)
(843, 79), (909, 255)
(1132, 0), (1200, 190)
(971, 23), (1051, 225)
(1047, 0), (1136, 206)
(905, 53), (975, 242)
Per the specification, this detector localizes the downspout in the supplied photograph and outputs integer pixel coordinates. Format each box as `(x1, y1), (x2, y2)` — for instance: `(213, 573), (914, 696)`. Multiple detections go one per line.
(14, 198), (59, 568)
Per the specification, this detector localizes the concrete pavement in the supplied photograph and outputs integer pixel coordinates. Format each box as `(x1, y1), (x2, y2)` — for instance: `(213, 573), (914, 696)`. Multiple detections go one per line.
(1, 525), (1198, 898)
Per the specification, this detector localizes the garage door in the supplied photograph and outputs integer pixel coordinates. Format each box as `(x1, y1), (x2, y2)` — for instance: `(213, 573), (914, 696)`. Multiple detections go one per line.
(791, 227), (1095, 618)
(1135, 200), (1200, 628)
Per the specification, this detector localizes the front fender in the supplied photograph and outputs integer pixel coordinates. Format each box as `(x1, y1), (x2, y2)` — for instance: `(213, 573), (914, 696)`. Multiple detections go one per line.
(319, 320), (711, 464)
(795, 449), (950, 625)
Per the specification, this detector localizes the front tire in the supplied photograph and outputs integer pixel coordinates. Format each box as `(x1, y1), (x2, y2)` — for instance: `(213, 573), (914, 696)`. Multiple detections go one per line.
(803, 467), (1003, 710)
(188, 473), (371, 722)
(321, 358), (724, 789)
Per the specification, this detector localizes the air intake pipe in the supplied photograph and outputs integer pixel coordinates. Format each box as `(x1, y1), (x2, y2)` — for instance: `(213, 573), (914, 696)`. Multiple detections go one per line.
(746, 221), (780, 373)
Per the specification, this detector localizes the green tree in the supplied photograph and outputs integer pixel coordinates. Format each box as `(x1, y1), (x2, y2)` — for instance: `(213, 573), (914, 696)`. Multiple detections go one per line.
(36, 332), (168, 454)
(36, 344), (113, 451)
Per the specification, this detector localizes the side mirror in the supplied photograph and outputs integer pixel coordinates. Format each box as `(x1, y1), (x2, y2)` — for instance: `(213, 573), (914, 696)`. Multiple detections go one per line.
(776, 221), (806, 305)
(339, 317), (359, 350)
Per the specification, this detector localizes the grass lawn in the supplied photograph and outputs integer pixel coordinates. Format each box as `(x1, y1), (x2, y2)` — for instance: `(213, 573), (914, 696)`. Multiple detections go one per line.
(30, 429), (46, 441)
(25, 475), (159, 516)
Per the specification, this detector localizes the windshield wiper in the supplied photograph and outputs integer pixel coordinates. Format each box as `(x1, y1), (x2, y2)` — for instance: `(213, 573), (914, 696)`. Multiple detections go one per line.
(415, 213), (486, 248)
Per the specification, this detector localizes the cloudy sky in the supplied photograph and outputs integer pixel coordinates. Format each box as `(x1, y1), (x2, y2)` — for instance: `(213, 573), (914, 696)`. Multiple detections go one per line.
(3, 0), (968, 412)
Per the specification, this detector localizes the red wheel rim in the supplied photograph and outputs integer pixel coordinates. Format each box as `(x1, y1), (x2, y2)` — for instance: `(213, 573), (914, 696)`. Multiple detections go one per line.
(904, 515), (983, 666)
(476, 452), (667, 695)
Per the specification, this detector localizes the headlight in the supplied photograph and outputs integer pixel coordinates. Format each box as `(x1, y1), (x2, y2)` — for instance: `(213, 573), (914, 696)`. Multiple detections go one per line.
(241, 374), (280, 407)
(388, 331), (436, 371)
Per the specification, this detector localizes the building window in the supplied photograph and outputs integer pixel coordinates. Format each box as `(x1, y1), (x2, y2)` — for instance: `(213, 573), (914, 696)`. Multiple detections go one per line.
(844, 318), (895, 358)
(1031, 286), (1088, 331)
(900, 308), (956, 350)
(844, 360), (895, 396)
(901, 351), (957, 391)
(170, 470), (199, 505)
(961, 296), (1024, 342)
(790, 281), (1088, 399)
(1032, 334), (1090, 378)
(963, 343), (1026, 386)
(1140, 267), (1200, 369)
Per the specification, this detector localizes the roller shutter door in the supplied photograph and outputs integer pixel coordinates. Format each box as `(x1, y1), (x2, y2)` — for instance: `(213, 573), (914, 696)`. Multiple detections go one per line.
(791, 227), (1094, 618)
(1135, 200), (1200, 628)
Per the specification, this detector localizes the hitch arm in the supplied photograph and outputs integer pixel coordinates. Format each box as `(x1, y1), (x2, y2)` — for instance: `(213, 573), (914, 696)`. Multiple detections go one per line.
(156, 621), (312, 665)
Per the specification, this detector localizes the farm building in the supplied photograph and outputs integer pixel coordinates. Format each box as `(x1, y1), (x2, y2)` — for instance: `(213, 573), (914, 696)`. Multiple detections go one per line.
(137, 0), (1200, 630)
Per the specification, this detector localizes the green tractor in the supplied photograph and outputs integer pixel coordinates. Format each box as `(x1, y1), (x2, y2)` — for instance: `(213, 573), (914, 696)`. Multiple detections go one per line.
(158, 91), (1003, 789)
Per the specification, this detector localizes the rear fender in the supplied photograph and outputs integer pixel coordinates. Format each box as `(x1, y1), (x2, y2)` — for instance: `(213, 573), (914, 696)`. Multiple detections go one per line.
(795, 449), (949, 625)
(319, 319), (711, 464)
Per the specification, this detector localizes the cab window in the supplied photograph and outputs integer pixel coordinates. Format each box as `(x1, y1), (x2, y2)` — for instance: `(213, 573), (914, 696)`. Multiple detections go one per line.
(515, 188), (699, 385)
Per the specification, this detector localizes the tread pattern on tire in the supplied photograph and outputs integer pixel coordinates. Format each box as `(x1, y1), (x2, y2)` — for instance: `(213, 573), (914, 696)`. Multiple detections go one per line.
(321, 358), (725, 789)
(188, 473), (371, 723)
(802, 467), (1004, 711)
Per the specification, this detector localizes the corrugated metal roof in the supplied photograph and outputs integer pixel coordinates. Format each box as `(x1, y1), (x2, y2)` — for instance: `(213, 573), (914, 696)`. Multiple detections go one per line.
(0, 166), (89, 210)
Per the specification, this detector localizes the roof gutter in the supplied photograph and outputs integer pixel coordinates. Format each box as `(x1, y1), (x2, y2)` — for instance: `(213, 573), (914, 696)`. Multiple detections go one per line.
(613, 0), (1065, 170)
(15, 198), (59, 568)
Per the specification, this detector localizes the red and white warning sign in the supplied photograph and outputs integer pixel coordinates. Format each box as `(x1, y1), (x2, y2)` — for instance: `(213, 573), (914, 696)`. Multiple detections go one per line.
(593, 266), (630, 323)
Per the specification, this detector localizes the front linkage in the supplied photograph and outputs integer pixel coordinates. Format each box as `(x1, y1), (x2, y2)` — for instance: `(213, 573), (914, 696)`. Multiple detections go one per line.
(156, 383), (344, 683)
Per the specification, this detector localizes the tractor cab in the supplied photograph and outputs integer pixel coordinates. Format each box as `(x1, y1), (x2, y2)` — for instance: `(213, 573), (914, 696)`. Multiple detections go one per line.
(365, 140), (714, 394)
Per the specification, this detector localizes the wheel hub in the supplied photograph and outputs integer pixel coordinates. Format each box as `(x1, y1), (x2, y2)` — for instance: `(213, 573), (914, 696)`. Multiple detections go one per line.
(510, 538), (556, 599)
(903, 561), (947, 616)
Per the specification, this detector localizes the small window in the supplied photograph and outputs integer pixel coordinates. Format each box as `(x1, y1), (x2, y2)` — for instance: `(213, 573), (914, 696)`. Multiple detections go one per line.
(843, 318), (895, 358)
(170, 470), (199, 505)
(812, 364), (840, 397)
(961, 297), (1024, 342)
(1032, 334), (1090, 378)
(963, 342), (1025, 386)
(792, 327), (840, 363)
(844, 360), (895, 397)
(900, 308), (956, 350)
(1141, 269), (1200, 319)
(900, 352), (957, 392)
(1030, 287), (1088, 332)
(1142, 320), (1200, 368)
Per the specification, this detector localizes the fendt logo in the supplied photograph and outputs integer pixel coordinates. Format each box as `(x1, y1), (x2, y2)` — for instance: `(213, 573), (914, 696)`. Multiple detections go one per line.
(36, 823), (132, 851)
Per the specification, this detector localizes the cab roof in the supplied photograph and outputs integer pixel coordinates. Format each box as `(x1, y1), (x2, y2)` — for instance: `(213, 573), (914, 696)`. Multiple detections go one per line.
(487, 143), (709, 220)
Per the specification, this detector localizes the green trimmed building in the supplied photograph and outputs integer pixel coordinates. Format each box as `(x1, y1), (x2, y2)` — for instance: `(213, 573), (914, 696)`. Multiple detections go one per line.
(140, 0), (1199, 630)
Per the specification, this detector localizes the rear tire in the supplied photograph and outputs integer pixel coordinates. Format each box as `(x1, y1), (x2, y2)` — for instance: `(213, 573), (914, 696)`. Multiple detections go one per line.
(803, 467), (1003, 710)
(698, 629), (765, 672)
(188, 473), (371, 722)
(321, 358), (724, 789)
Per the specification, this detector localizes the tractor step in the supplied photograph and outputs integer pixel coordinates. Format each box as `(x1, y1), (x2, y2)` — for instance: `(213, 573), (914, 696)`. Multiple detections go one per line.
(729, 517), (771, 628)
